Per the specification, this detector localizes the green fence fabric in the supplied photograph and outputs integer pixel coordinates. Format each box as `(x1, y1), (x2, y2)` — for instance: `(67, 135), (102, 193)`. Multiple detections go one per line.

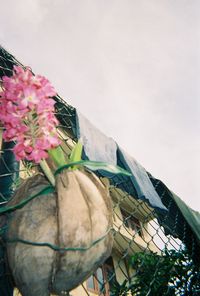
(0, 141), (20, 202)
(172, 192), (200, 242)
(149, 175), (200, 265)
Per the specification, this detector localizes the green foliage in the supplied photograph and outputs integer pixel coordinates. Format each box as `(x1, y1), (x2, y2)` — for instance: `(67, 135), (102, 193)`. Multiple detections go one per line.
(54, 160), (132, 176)
(69, 140), (83, 169)
(129, 250), (177, 295)
(110, 249), (200, 296)
(69, 140), (83, 163)
(48, 146), (66, 167)
(49, 140), (132, 176)
(83, 161), (132, 176)
(109, 279), (130, 296)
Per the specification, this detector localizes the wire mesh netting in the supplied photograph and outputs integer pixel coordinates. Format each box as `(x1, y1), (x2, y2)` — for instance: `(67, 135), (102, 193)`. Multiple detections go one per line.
(0, 45), (200, 296)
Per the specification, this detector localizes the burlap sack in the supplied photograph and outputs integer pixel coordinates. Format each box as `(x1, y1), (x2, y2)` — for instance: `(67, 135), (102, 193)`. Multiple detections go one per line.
(6, 170), (113, 296)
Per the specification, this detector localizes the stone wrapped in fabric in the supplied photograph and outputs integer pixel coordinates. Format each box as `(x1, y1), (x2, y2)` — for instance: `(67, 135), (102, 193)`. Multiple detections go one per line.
(6, 170), (113, 296)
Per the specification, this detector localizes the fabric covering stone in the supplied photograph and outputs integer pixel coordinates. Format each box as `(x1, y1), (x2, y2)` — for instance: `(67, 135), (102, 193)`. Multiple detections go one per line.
(6, 170), (113, 296)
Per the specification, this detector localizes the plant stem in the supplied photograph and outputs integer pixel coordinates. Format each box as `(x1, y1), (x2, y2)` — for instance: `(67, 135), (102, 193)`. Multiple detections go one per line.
(39, 159), (55, 187)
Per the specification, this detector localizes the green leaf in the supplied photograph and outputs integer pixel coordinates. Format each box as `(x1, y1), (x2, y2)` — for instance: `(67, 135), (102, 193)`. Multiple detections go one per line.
(69, 140), (83, 162)
(69, 140), (83, 169)
(54, 160), (132, 177)
(83, 161), (132, 176)
(48, 146), (66, 167)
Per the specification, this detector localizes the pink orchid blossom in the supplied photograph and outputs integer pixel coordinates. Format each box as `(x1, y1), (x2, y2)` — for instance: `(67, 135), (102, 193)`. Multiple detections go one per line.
(0, 66), (61, 163)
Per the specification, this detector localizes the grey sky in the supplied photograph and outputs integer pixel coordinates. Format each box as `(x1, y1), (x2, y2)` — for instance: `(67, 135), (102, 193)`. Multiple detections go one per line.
(1, 0), (200, 210)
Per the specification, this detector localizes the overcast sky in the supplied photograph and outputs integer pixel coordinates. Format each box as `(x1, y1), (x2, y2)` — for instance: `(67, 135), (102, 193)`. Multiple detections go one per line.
(1, 0), (199, 211)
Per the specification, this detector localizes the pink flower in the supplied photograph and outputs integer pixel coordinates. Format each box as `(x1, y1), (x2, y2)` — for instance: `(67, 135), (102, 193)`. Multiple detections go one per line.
(13, 144), (27, 161)
(0, 66), (60, 163)
(27, 149), (48, 163)
(21, 86), (40, 108)
(36, 98), (56, 114)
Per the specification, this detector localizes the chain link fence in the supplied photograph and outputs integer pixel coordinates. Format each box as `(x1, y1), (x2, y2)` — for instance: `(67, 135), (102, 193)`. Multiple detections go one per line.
(0, 45), (200, 296)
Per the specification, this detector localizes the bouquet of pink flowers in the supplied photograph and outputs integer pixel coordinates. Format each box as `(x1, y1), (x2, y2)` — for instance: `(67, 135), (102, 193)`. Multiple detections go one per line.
(0, 66), (60, 163)
(0, 65), (64, 186)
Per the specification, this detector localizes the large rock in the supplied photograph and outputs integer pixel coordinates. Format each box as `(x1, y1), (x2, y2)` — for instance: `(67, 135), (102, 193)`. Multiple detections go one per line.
(6, 170), (113, 296)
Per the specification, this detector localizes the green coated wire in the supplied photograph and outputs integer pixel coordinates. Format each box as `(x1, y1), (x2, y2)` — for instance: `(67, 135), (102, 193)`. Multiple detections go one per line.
(6, 227), (114, 252)
(0, 185), (54, 214)
(54, 160), (87, 175)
